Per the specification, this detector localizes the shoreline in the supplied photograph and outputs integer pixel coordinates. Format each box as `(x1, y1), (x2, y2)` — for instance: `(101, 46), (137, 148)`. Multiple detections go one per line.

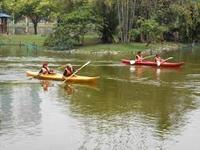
(57, 42), (182, 56)
(0, 34), (192, 56)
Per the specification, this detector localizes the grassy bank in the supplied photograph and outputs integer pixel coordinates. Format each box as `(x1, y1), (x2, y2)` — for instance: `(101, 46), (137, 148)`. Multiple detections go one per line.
(0, 34), (47, 47)
(78, 42), (181, 52)
(77, 34), (182, 53)
(0, 34), (182, 53)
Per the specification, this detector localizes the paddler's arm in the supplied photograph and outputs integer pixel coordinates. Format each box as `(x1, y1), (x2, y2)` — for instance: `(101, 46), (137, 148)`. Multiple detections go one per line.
(62, 75), (68, 82)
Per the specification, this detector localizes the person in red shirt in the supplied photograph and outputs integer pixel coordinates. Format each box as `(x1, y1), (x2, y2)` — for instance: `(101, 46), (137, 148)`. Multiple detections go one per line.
(63, 64), (74, 77)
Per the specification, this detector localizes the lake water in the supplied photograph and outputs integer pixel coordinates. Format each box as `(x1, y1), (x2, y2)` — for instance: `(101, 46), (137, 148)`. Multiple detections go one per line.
(0, 46), (200, 150)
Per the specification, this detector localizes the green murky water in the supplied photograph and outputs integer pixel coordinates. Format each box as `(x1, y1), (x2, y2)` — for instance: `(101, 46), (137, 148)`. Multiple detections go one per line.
(0, 46), (200, 150)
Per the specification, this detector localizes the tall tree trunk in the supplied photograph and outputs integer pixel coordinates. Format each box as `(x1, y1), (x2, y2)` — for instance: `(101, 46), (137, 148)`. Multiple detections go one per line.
(25, 17), (29, 34)
(33, 23), (37, 35)
(12, 13), (15, 35)
(128, 0), (136, 41)
(140, 33), (145, 43)
(31, 17), (40, 35)
(117, 0), (121, 42)
(117, 0), (137, 43)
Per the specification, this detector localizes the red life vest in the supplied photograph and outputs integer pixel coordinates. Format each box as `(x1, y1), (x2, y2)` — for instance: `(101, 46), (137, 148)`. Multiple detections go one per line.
(39, 66), (51, 74)
(63, 66), (74, 77)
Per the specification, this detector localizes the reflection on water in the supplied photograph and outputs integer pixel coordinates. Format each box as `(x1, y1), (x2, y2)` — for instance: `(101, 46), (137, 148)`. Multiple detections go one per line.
(0, 46), (200, 149)
(40, 80), (54, 92)
(129, 65), (183, 82)
(0, 84), (42, 142)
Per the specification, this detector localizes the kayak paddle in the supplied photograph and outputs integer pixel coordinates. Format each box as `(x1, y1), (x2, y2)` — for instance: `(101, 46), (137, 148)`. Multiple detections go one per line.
(62, 61), (91, 84)
(143, 55), (155, 60)
(130, 55), (154, 65)
(57, 65), (66, 69)
(157, 57), (173, 67)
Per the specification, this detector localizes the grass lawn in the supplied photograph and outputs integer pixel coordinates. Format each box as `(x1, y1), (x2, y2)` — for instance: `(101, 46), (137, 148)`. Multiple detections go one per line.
(0, 34), (47, 46)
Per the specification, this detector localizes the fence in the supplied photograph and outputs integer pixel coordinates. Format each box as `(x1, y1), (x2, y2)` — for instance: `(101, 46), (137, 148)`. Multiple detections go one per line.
(0, 40), (41, 51)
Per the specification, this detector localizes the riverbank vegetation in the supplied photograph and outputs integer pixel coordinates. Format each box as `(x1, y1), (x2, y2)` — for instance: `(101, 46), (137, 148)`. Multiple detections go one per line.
(0, 34), (182, 54)
(1, 0), (200, 51)
(46, 0), (200, 50)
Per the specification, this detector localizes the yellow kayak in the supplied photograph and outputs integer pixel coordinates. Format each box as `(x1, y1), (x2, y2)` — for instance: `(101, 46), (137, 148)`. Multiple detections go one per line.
(26, 71), (100, 83)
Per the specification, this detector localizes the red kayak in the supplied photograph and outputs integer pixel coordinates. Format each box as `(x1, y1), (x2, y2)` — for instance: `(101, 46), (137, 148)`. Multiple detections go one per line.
(122, 59), (184, 67)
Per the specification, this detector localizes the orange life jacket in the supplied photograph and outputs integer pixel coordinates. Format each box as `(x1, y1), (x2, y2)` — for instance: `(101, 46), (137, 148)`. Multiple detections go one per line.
(63, 67), (74, 77)
(39, 66), (51, 74)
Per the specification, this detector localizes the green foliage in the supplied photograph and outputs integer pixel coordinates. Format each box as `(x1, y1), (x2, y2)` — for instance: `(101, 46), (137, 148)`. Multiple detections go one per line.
(4, 0), (53, 34)
(21, 1), (52, 21)
(170, 1), (200, 42)
(140, 19), (159, 35)
(129, 29), (141, 41)
(45, 5), (99, 49)
(94, 0), (118, 43)
(1, 0), (200, 45)
(61, 5), (98, 44)
(44, 26), (76, 50)
(137, 19), (168, 43)
(1, 0), (23, 22)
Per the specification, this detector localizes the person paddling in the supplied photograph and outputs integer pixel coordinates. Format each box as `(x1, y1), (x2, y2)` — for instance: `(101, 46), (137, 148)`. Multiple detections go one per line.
(135, 51), (143, 62)
(63, 63), (74, 77)
(154, 54), (163, 63)
(39, 63), (55, 74)
(154, 54), (164, 66)
(130, 51), (144, 64)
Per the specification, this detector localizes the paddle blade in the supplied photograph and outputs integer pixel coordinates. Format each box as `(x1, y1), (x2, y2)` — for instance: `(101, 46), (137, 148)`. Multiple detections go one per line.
(157, 61), (161, 67)
(130, 60), (135, 65)
(163, 57), (173, 63)
(167, 57), (173, 61)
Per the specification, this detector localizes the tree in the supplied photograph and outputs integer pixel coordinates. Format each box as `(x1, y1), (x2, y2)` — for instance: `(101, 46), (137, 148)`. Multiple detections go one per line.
(50, 0), (200, 45)
(45, 5), (98, 49)
(94, 0), (118, 43)
(18, 0), (53, 34)
(136, 19), (167, 45)
(170, 1), (200, 42)
(1, 0), (23, 23)
(116, 0), (137, 43)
